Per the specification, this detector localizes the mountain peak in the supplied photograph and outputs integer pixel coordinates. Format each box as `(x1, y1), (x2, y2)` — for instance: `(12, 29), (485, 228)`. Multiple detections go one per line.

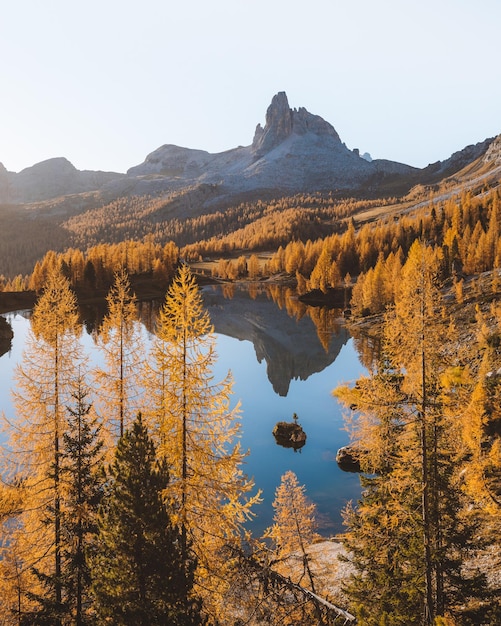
(252, 92), (341, 157)
(18, 156), (77, 176)
(252, 92), (292, 156)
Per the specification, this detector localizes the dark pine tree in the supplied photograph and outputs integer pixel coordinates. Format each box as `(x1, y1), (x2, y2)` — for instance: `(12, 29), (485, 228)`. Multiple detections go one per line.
(20, 570), (66, 626)
(61, 383), (104, 625)
(89, 413), (205, 626)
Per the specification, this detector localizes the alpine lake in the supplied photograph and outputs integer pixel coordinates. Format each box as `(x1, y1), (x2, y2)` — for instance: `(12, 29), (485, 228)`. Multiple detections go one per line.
(0, 283), (367, 537)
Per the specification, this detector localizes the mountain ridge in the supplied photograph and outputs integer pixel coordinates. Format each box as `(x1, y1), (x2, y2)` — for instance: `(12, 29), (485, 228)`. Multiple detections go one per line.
(0, 92), (497, 206)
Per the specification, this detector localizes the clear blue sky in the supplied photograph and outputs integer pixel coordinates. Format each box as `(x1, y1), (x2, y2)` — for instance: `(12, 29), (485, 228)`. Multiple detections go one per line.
(1, 0), (500, 173)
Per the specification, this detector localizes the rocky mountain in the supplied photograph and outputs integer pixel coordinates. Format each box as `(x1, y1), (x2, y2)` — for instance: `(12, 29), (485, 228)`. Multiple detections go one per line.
(125, 92), (417, 200)
(419, 136), (496, 180)
(483, 134), (501, 165)
(1, 92), (497, 207)
(0, 157), (124, 204)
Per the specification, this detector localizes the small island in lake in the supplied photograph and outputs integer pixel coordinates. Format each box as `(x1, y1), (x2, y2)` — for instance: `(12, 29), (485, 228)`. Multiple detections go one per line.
(273, 413), (307, 451)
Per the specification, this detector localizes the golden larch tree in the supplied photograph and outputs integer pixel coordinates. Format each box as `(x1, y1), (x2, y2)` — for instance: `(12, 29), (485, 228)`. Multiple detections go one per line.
(265, 471), (318, 577)
(335, 241), (485, 625)
(1, 266), (85, 620)
(263, 471), (325, 625)
(143, 264), (260, 623)
(94, 268), (145, 445)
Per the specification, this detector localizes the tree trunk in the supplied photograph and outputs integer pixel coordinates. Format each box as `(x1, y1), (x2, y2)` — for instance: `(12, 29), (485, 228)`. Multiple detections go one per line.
(420, 290), (434, 625)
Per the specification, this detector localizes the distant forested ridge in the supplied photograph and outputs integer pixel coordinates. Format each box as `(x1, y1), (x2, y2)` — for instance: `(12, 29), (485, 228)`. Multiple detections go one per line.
(3, 186), (501, 322)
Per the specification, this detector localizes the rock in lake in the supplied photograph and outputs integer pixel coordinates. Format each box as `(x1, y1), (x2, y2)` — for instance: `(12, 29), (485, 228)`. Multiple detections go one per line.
(336, 446), (361, 472)
(273, 421), (307, 450)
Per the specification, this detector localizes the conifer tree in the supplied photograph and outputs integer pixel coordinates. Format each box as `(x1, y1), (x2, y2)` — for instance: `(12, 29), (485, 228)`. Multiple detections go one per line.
(144, 264), (260, 622)
(4, 265), (85, 621)
(60, 381), (103, 625)
(265, 471), (319, 588)
(459, 304), (501, 550)
(0, 546), (25, 624)
(335, 241), (485, 624)
(248, 253), (260, 279)
(89, 413), (204, 626)
(94, 268), (145, 445)
(308, 243), (340, 293)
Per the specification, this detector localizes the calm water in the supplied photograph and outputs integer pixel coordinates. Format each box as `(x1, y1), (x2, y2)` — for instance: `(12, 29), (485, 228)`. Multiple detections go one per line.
(0, 285), (365, 536)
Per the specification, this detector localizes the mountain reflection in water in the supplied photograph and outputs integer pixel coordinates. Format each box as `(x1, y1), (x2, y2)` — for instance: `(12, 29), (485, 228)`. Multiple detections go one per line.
(197, 283), (363, 535)
(202, 284), (350, 396)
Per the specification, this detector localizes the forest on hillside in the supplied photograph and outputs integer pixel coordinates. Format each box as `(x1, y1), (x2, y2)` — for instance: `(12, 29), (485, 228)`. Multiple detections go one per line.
(4, 185), (501, 311)
(0, 190), (392, 285)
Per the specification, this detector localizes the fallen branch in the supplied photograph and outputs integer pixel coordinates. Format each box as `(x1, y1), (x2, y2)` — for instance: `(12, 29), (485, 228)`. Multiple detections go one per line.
(266, 566), (356, 624)
(233, 545), (356, 624)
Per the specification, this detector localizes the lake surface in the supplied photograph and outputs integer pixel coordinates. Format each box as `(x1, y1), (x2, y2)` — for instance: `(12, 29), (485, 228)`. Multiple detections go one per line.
(0, 284), (366, 537)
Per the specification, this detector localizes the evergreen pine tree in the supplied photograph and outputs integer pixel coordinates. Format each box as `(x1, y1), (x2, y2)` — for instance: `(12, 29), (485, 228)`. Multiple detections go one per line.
(20, 570), (67, 625)
(17, 381), (103, 626)
(89, 413), (204, 626)
(61, 381), (104, 625)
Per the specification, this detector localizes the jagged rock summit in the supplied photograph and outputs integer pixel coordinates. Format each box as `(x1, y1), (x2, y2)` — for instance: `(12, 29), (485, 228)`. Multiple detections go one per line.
(126, 91), (418, 200)
(251, 91), (341, 157)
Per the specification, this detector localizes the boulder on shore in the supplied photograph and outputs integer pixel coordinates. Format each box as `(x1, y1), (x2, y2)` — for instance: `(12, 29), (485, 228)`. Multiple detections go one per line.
(336, 446), (361, 472)
(0, 316), (13, 358)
